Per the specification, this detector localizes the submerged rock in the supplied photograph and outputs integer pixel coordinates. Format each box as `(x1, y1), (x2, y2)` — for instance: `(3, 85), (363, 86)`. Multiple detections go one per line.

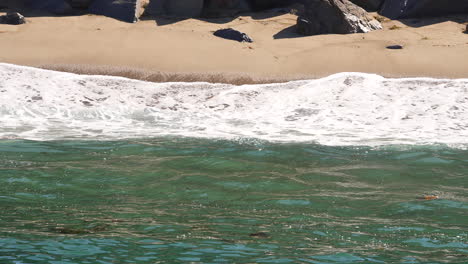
(214, 28), (253, 42)
(380, 0), (468, 19)
(297, 0), (382, 36)
(249, 232), (270, 238)
(0, 12), (26, 25)
(89, 0), (146, 22)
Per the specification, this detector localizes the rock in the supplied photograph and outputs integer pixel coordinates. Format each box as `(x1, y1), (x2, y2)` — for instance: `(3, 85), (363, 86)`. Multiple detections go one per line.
(465, 24), (468, 33)
(89, 0), (146, 22)
(144, 0), (164, 16)
(349, 0), (383, 11)
(249, 232), (269, 238)
(166, 0), (204, 17)
(69, 0), (93, 9)
(157, 0), (204, 17)
(0, 0), (8, 8)
(0, 12), (26, 25)
(297, 0), (382, 36)
(202, 0), (251, 18)
(214, 28), (253, 42)
(249, 0), (298, 11)
(386, 44), (403, 49)
(24, 0), (74, 15)
(380, 0), (468, 19)
(0, 0), (23, 9)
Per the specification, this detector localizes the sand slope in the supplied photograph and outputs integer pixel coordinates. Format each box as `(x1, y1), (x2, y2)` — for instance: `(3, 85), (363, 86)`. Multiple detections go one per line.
(0, 11), (467, 78)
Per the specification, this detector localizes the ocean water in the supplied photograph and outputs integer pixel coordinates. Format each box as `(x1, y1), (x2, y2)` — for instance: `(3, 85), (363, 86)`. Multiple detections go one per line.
(0, 64), (467, 263)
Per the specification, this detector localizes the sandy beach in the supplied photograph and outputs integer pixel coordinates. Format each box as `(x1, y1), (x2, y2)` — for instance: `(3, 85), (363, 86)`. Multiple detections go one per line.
(1, 10), (467, 79)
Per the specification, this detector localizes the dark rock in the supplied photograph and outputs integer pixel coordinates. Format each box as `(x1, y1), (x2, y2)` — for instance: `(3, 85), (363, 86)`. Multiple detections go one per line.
(249, 0), (299, 11)
(0, 12), (26, 25)
(147, 0), (204, 17)
(380, 0), (468, 19)
(465, 24), (468, 33)
(0, 0), (24, 9)
(167, 0), (204, 17)
(202, 0), (251, 18)
(349, 0), (383, 11)
(144, 0), (163, 16)
(249, 232), (269, 238)
(0, 0), (8, 8)
(214, 28), (253, 42)
(386, 44), (403, 49)
(69, 0), (93, 9)
(89, 0), (145, 22)
(24, 0), (74, 15)
(297, 0), (382, 36)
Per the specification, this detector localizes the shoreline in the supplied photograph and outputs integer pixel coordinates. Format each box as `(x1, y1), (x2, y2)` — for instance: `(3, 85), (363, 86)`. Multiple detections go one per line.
(1, 12), (468, 80)
(36, 63), (468, 85)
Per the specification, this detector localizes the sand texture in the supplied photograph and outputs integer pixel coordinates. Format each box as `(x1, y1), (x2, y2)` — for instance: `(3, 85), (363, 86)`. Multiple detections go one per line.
(0, 10), (468, 79)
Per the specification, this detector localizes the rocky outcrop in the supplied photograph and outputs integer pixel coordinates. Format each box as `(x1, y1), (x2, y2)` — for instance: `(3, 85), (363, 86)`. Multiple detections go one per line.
(24, 0), (74, 15)
(70, 0), (93, 9)
(202, 0), (251, 18)
(0, 12), (26, 25)
(297, 0), (382, 35)
(146, 0), (204, 17)
(89, 0), (147, 22)
(249, 0), (299, 11)
(380, 0), (468, 19)
(349, 0), (383, 11)
(145, 0), (302, 17)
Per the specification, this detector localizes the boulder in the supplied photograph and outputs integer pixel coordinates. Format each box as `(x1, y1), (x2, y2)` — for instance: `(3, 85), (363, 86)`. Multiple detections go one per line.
(148, 0), (204, 17)
(69, 0), (93, 9)
(349, 0), (383, 11)
(249, 0), (298, 11)
(0, 0), (23, 9)
(89, 0), (146, 22)
(0, 12), (26, 24)
(0, 0), (8, 8)
(380, 0), (468, 19)
(202, 0), (251, 17)
(24, 0), (74, 15)
(297, 0), (382, 35)
(144, 0), (163, 16)
(214, 28), (253, 42)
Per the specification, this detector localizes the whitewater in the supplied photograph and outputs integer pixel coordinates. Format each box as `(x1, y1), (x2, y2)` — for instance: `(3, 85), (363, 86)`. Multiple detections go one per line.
(1, 63), (467, 146)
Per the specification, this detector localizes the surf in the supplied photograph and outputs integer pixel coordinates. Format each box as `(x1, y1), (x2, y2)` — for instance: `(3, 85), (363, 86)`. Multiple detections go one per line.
(1, 63), (467, 146)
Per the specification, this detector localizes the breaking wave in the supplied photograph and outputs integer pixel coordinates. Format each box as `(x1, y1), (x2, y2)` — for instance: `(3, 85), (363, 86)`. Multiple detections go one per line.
(1, 63), (467, 146)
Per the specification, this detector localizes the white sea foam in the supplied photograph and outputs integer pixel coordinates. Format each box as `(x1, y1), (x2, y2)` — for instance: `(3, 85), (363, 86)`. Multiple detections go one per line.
(0, 63), (467, 146)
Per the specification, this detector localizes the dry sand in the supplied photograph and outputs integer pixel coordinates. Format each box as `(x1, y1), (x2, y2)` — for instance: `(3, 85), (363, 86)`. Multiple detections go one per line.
(1, 10), (468, 80)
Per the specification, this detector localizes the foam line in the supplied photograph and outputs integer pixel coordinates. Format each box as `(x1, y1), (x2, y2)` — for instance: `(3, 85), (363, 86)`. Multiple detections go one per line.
(1, 63), (467, 146)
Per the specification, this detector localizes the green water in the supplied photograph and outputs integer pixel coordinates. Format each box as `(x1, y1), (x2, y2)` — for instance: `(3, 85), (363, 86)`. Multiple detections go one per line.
(0, 138), (467, 263)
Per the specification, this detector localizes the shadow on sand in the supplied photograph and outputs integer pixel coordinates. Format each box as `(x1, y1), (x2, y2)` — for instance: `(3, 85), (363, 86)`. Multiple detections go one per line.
(394, 13), (468, 28)
(273, 25), (302, 39)
(141, 7), (294, 27)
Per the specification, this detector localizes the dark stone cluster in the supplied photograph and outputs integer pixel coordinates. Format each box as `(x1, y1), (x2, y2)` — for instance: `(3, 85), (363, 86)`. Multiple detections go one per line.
(1, 0), (467, 36)
(2, 0), (467, 23)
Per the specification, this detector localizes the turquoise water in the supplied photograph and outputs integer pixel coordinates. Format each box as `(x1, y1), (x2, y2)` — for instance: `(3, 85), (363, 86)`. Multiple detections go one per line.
(0, 138), (467, 263)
